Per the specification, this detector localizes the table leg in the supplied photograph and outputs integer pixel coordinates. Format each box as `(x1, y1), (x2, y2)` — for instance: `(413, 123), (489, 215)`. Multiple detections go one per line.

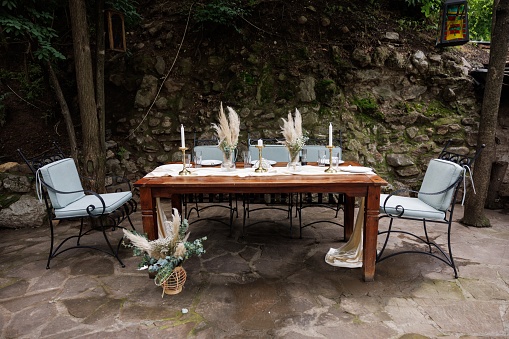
(362, 185), (381, 282)
(172, 194), (182, 216)
(139, 187), (157, 240)
(344, 195), (355, 241)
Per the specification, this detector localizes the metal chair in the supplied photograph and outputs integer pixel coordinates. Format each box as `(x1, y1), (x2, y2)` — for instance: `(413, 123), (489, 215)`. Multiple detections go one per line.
(377, 141), (484, 277)
(18, 143), (137, 269)
(243, 136), (295, 236)
(296, 135), (345, 238)
(185, 135), (238, 233)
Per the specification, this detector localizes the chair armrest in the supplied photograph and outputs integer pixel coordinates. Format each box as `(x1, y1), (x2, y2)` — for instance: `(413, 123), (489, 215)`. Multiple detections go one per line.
(39, 178), (108, 216)
(381, 188), (419, 216)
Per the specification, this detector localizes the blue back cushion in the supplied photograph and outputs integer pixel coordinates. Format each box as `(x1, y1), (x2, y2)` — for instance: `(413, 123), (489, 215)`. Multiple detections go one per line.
(39, 158), (85, 209)
(418, 159), (464, 211)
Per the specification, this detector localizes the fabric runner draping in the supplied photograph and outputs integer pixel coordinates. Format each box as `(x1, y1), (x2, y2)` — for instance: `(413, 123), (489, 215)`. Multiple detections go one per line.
(145, 164), (374, 178)
(324, 198), (365, 268)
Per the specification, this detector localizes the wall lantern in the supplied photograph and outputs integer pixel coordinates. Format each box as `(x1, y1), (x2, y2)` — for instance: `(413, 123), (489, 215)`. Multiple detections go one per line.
(106, 10), (126, 52)
(436, 0), (469, 47)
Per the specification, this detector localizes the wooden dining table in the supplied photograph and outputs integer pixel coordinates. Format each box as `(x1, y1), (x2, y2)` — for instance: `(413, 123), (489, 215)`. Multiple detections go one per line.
(134, 161), (387, 281)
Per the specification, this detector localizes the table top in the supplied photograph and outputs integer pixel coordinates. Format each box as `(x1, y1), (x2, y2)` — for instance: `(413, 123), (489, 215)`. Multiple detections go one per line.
(134, 161), (387, 196)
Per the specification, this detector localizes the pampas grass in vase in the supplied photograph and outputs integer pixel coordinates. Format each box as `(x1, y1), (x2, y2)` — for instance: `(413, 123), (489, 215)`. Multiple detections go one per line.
(211, 102), (240, 171)
(281, 108), (308, 170)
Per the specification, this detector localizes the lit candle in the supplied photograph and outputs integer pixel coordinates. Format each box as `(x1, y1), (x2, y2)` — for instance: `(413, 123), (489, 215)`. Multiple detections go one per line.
(180, 124), (185, 148)
(258, 139), (263, 147)
(329, 123), (333, 146)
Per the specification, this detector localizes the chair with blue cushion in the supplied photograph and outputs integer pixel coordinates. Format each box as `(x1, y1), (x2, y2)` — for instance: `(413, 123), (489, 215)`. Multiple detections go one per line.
(18, 144), (137, 269)
(296, 136), (345, 238)
(244, 136), (295, 236)
(377, 141), (484, 277)
(185, 135), (237, 233)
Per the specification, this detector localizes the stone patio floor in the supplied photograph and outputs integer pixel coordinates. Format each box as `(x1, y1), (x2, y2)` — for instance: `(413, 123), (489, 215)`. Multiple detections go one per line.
(0, 201), (508, 338)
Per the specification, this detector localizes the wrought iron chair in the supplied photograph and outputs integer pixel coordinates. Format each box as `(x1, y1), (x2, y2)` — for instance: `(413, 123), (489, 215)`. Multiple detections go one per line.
(296, 135), (345, 238)
(184, 135), (238, 233)
(377, 141), (484, 277)
(243, 136), (295, 235)
(18, 143), (137, 269)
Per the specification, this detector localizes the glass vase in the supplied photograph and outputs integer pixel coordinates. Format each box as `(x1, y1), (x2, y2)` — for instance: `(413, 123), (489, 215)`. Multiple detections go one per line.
(221, 150), (236, 171)
(287, 149), (302, 172)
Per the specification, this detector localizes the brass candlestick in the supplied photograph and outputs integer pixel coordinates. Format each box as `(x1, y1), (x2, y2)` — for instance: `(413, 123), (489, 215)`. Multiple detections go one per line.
(324, 145), (337, 173)
(179, 147), (191, 176)
(255, 145), (268, 173)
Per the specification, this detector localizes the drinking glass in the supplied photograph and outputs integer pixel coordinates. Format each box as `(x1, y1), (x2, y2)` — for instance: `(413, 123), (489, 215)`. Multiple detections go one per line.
(301, 148), (308, 165)
(318, 150), (326, 167)
(194, 151), (202, 168)
(185, 154), (191, 167)
(243, 150), (252, 168)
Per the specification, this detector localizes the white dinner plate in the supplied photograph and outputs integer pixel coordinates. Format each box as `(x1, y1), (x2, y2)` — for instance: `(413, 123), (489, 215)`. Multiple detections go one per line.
(251, 159), (277, 165)
(201, 160), (222, 166)
(322, 158), (345, 165)
(339, 165), (373, 173)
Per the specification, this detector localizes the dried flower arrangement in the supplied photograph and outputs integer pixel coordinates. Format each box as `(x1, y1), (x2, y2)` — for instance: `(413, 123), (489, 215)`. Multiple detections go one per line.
(123, 208), (206, 291)
(211, 102), (240, 155)
(280, 108), (308, 160)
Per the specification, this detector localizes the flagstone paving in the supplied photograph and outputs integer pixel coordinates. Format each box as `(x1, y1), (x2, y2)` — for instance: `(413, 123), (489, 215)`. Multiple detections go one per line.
(0, 202), (508, 338)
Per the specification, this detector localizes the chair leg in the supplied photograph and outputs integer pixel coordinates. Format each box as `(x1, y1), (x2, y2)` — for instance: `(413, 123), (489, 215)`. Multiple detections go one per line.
(98, 217), (125, 268)
(422, 219), (433, 253)
(376, 216), (394, 262)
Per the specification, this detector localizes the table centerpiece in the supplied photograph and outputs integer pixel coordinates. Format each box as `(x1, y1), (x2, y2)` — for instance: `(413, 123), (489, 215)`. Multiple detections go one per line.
(211, 102), (240, 171)
(281, 108), (308, 171)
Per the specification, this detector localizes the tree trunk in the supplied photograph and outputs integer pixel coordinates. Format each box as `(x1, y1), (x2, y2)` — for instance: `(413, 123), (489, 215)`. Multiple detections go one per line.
(46, 61), (79, 161)
(485, 161), (508, 209)
(96, 0), (106, 155)
(68, 0), (105, 192)
(462, 0), (509, 226)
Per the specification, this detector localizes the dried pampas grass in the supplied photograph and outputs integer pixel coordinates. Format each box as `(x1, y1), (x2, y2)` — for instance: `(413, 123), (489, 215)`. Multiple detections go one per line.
(211, 102), (240, 151)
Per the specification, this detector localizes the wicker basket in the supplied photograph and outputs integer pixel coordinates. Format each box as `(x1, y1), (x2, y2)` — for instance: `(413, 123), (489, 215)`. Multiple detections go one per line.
(162, 266), (187, 295)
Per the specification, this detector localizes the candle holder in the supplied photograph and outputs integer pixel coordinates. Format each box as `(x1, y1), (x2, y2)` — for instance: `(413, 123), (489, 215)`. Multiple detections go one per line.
(324, 145), (337, 173)
(255, 145), (268, 173)
(179, 147), (191, 176)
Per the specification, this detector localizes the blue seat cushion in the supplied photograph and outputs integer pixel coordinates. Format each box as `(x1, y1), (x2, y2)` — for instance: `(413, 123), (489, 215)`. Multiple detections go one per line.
(380, 194), (446, 220)
(54, 191), (132, 219)
(249, 144), (288, 162)
(39, 158), (85, 209)
(193, 145), (224, 161)
(418, 159), (463, 211)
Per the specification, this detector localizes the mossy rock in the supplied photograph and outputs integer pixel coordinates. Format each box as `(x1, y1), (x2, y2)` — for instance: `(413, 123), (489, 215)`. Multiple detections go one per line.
(0, 193), (21, 209)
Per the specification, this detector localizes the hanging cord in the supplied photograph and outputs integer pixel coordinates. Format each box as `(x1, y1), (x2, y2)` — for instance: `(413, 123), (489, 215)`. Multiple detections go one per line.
(126, 2), (194, 140)
(35, 168), (44, 202)
(461, 164), (476, 205)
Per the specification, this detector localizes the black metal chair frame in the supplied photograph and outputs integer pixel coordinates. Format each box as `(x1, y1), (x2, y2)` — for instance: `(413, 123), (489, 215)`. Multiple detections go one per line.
(18, 143), (137, 269)
(296, 136), (345, 238)
(243, 136), (296, 236)
(184, 135), (238, 234)
(377, 141), (484, 278)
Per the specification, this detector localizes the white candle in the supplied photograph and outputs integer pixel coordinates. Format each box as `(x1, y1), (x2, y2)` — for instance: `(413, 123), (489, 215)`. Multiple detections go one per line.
(180, 124), (185, 148)
(258, 139), (263, 147)
(329, 123), (333, 146)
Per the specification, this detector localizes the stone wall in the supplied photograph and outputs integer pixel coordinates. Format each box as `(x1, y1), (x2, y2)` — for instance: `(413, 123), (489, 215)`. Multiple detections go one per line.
(108, 31), (489, 195)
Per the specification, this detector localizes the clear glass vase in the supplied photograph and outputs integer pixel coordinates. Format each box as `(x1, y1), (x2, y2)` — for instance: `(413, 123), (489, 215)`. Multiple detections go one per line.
(221, 150), (236, 171)
(287, 149), (302, 172)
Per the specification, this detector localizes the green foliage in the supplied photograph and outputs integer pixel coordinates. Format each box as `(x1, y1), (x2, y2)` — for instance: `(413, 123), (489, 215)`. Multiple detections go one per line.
(194, 0), (252, 31)
(107, 0), (142, 27)
(405, 0), (441, 20)
(0, 0), (65, 60)
(468, 0), (492, 41)
(353, 96), (384, 122)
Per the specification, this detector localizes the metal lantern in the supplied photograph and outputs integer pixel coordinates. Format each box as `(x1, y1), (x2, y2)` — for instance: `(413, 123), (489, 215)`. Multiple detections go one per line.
(436, 0), (469, 47)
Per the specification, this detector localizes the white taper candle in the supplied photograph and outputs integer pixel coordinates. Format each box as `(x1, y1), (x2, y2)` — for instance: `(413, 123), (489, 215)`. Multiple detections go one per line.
(181, 124), (185, 148)
(329, 123), (333, 146)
